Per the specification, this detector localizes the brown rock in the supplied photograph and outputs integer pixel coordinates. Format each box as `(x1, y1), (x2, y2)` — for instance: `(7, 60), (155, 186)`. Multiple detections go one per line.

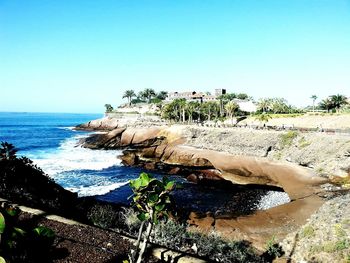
(120, 151), (137, 166)
(187, 174), (198, 183)
(120, 127), (164, 147)
(168, 167), (181, 174)
(75, 117), (121, 131)
(188, 212), (215, 232)
(144, 162), (156, 170)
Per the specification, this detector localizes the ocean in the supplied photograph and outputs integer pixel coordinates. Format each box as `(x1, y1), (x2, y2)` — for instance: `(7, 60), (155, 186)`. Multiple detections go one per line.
(0, 112), (149, 198)
(0, 112), (290, 213)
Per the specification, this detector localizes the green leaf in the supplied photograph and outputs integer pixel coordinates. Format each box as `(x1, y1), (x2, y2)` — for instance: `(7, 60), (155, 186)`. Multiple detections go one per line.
(165, 181), (175, 191)
(33, 226), (55, 239)
(137, 212), (149, 221)
(162, 177), (170, 185)
(148, 193), (159, 203)
(13, 227), (26, 236)
(0, 212), (5, 234)
(155, 203), (165, 211)
(130, 179), (141, 190)
(140, 173), (151, 187)
(5, 207), (19, 217)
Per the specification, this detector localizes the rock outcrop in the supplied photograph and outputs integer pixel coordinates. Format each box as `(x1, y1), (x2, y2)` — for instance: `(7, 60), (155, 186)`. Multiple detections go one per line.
(77, 122), (350, 251)
(75, 117), (124, 131)
(79, 125), (328, 199)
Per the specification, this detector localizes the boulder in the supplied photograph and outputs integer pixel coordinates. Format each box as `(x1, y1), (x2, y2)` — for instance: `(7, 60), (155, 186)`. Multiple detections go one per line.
(75, 117), (121, 131)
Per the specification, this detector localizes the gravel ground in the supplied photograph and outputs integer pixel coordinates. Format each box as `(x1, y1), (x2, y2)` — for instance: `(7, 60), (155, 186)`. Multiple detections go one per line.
(16, 212), (161, 263)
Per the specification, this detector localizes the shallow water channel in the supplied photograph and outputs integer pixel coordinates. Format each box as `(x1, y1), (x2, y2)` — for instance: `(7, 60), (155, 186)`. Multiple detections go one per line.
(96, 173), (290, 217)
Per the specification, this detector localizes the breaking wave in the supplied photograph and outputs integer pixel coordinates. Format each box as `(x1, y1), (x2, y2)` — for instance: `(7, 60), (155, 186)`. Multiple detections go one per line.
(30, 133), (128, 197)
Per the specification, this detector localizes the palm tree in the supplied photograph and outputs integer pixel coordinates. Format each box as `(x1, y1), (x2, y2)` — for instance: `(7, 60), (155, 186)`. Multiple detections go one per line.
(143, 89), (156, 103)
(330, 94), (348, 112)
(255, 113), (272, 126)
(225, 101), (239, 125)
(319, 98), (333, 113)
(202, 101), (220, 121)
(186, 101), (199, 123)
(162, 98), (184, 122)
(217, 94), (230, 117)
(257, 98), (271, 113)
(310, 95), (317, 112)
(270, 98), (289, 114)
(177, 99), (187, 122)
(123, 90), (136, 106)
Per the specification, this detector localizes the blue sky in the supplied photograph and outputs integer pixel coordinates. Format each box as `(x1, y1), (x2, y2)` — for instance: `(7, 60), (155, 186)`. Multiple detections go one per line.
(0, 0), (349, 113)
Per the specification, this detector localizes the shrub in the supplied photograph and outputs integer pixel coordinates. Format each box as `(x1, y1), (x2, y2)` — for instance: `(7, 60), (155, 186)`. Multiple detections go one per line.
(0, 202), (55, 262)
(261, 235), (284, 262)
(87, 204), (120, 229)
(122, 207), (141, 235)
(280, 131), (298, 148)
(298, 137), (311, 148)
(128, 173), (175, 263)
(152, 220), (262, 262)
(301, 226), (315, 238)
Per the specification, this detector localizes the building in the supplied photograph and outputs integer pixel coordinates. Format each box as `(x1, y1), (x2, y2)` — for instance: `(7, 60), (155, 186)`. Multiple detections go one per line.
(166, 90), (257, 113)
(215, 89), (226, 97)
(233, 99), (257, 113)
(166, 91), (204, 102)
(167, 90), (224, 102)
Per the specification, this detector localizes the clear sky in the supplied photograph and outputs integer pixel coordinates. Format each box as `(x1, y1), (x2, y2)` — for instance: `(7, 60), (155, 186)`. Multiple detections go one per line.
(0, 0), (349, 113)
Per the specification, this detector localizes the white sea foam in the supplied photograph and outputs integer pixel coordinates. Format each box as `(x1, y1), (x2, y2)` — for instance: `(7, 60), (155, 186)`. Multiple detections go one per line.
(30, 133), (125, 197)
(257, 191), (290, 210)
(58, 126), (76, 130)
(33, 134), (121, 176)
(67, 181), (128, 197)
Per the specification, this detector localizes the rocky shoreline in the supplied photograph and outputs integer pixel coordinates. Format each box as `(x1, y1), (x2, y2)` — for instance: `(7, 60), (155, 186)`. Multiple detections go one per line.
(74, 117), (350, 254)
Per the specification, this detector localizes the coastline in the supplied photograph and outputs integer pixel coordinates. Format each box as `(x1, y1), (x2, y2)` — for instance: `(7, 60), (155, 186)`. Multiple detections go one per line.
(74, 115), (350, 259)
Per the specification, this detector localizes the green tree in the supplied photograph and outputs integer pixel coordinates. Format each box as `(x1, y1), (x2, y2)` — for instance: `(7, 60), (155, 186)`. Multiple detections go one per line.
(257, 98), (272, 113)
(255, 113), (272, 125)
(156, 91), (168, 100)
(137, 91), (146, 102)
(129, 173), (175, 263)
(186, 101), (199, 123)
(161, 99), (184, 122)
(142, 89), (156, 103)
(270, 98), (289, 114)
(225, 101), (239, 125)
(123, 90), (136, 106)
(310, 95), (317, 112)
(178, 99), (187, 122)
(236, 93), (249, 100)
(330, 94), (348, 112)
(217, 94), (234, 117)
(104, 104), (114, 113)
(319, 98), (334, 113)
(202, 101), (220, 121)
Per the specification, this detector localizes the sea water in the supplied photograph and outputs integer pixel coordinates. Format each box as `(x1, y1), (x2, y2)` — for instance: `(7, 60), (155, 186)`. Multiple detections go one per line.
(0, 112), (289, 212)
(0, 112), (146, 198)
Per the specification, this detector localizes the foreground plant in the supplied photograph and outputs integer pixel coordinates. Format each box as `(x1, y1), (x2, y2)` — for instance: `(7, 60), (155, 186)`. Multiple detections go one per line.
(0, 202), (55, 262)
(128, 172), (175, 263)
